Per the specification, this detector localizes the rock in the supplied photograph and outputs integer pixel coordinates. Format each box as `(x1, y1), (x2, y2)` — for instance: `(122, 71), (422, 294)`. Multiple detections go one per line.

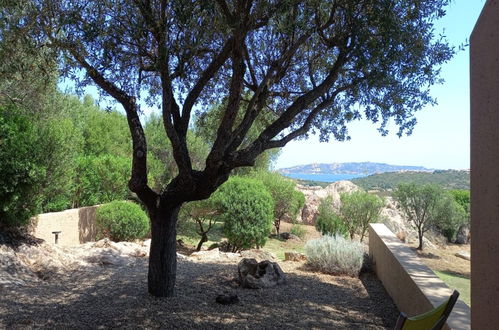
(455, 226), (470, 244)
(215, 294), (239, 305)
(240, 249), (277, 262)
(238, 258), (286, 289)
(278, 232), (301, 241)
(284, 252), (306, 262)
(455, 251), (470, 261)
(189, 248), (220, 260)
(219, 252), (241, 259)
(297, 181), (360, 225)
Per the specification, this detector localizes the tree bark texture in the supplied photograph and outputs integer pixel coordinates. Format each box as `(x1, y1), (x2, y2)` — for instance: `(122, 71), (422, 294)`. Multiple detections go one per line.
(148, 206), (180, 297)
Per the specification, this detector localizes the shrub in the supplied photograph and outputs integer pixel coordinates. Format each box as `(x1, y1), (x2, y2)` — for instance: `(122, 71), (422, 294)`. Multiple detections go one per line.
(290, 224), (307, 240)
(315, 197), (348, 237)
(95, 201), (149, 242)
(249, 171), (305, 234)
(213, 176), (274, 251)
(305, 235), (364, 277)
(0, 106), (44, 228)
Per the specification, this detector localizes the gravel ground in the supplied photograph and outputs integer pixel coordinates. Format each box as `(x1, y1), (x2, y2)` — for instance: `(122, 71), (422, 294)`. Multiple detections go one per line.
(0, 255), (398, 329)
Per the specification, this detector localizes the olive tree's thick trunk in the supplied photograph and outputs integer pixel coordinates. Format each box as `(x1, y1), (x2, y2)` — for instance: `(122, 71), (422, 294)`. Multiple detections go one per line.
(148, 205), (180, 297)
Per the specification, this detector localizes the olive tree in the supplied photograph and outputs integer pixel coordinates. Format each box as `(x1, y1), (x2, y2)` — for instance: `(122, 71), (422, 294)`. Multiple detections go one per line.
(24, 0), (453, 296)
(393, 183), (449, 250)
(339, 191), (384, 242)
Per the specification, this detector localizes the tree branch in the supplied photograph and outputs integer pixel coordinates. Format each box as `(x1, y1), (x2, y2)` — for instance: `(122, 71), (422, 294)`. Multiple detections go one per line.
(65, 47), (157, 208)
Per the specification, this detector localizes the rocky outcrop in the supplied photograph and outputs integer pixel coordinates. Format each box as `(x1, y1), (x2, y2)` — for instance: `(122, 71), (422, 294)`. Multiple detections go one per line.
(297, 180), (360, 224)
(238, 258), (286, 289)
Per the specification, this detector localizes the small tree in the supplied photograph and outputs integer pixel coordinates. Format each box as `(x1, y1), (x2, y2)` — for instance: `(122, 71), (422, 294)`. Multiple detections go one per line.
(339, 191), (384, 242)
(316, 196), (348, 237)
(180, 199), (218, 251)
(393, 183), (444, 250)
(214, 177), (273, 252)
(433, 193), (467, 242)
(253, 171), (305, 234)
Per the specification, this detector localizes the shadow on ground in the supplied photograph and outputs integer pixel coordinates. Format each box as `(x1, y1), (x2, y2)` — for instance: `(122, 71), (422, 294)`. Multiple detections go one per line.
(0, 257), (398, 329)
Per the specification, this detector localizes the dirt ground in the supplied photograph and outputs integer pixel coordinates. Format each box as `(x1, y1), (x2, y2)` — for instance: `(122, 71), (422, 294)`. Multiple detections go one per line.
(412, 243), (470, 278)
(0, 255), (399, 329)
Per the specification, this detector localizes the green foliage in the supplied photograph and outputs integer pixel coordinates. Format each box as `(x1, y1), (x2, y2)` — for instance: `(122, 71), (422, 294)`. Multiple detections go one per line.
(95, 201), (149, 242)
(433, 194), (468, 242)
(213, 177), (274, 251)
(393, 183), (463, 249)
(449, 190), (470, 219)
(315, 197), (348, 237)
(249, 171), (304, 234)
(73, 155), (131, 207)
(81, 106), (131, 157)
(0, 106), (44, 227)
(290, 224), (307, 240)
(339, 191), (385, 242)
(352, 170), (470, 191)
(305, 235), (364, 277)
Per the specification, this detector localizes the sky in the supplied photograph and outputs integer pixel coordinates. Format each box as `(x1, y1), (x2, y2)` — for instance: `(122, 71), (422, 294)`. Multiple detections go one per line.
(275, 1), (485, 170)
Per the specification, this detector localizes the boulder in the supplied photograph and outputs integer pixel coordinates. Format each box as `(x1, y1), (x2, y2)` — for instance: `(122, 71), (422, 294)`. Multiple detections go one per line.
(240, 249), (277, 262)
(278, 232), (301, 241)
(284, 252), (307, 262)
(297, 181), (360, 225)
(189, 248), (221, 260)
(455, 226), (471, 244)
(455, 251), (471, 261)
(238, 258), (286, 289)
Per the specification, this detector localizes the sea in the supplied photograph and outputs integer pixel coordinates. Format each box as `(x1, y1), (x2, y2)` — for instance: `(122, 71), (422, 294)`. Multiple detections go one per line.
(281, 173), (366, 183)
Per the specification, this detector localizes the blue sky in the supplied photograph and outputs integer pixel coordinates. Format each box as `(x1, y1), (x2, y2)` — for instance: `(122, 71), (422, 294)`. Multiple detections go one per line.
(275, 1), (485, 170)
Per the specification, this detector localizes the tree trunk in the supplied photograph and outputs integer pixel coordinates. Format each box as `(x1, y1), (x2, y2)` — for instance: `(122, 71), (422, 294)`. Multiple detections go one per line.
(196, 233), (208, 251)
(148, 206), (180, 297)
(417, 228), (424, 250)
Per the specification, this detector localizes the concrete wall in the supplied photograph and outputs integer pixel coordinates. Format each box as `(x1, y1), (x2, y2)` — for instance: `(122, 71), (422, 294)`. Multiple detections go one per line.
(369, 223), (470, 330)
(470, 1), (499, 328)
(31, 206), (98, 246)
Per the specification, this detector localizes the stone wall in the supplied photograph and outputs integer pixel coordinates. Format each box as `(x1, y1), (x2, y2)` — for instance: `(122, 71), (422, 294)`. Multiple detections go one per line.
(30, 206), (98, 246)
(368, 223), (470, 330)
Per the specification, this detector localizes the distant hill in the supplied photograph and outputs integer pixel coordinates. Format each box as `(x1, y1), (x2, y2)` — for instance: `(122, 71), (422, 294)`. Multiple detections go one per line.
(351, 170), (470, 191)
(279, 162), (431, 175)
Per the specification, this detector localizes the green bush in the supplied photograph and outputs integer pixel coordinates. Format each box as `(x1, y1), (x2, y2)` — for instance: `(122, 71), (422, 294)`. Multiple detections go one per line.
(248, 171), (305, 234)
(290, 224), (306, 240)
(434, 194), (468, 242)
(315, 197), (348, 237)
(73, 155), (131, 207)
(95, 201), (149, 242)
(0, 106), (44, 228)
(213, 176), (274, 251)
(305, 235), (364, 277)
